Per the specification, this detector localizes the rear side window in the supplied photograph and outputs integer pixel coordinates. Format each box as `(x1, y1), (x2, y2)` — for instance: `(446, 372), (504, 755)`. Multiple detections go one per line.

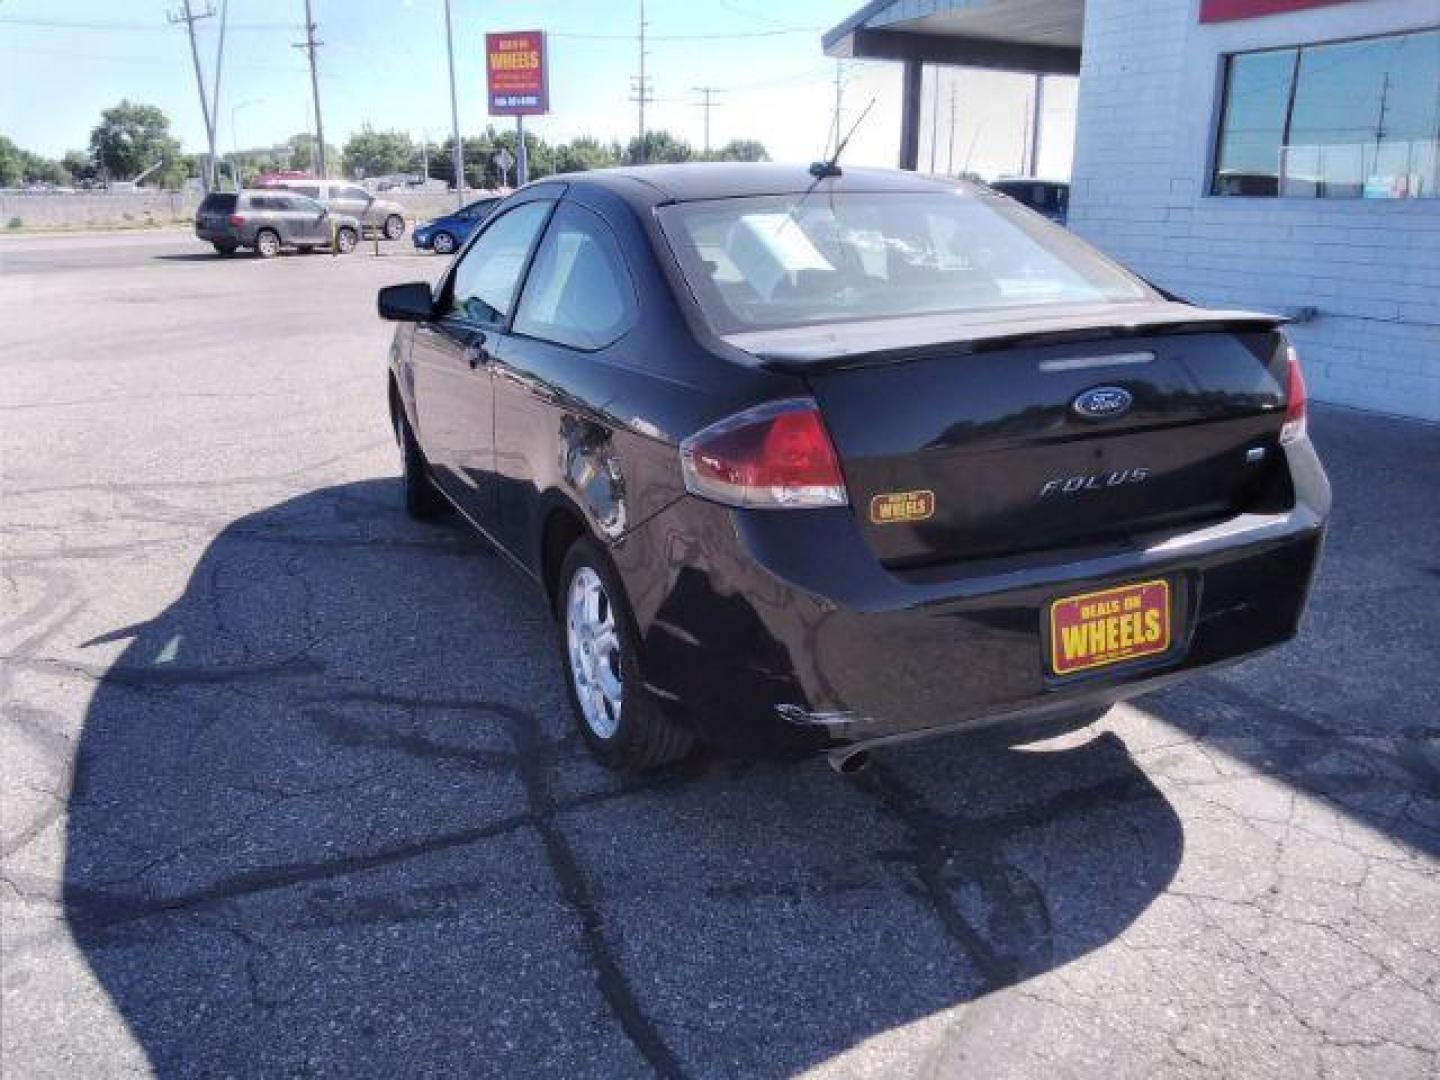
(658, 189), (1150, 334)
(340, 186), (370, 201)
(200, 193), (237, 213)
(290, 184), (321, 199)
(514, 203), (636, 350)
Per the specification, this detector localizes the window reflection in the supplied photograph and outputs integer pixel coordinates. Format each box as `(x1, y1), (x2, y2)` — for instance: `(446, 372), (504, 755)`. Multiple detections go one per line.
(1213, 28), (1439, 199)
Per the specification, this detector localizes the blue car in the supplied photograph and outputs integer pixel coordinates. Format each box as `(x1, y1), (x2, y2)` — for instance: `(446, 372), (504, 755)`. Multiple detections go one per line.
(411, 197), (502, 254)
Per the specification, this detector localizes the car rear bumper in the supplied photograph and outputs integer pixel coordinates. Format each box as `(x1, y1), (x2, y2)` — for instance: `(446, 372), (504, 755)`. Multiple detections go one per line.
(195, 225), (241, 244)
(614, 439), (1329, 759)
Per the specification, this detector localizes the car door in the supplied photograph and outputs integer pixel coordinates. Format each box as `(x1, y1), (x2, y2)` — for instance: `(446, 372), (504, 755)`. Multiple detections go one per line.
(408, 196), (555, 532)
(334, 184), (373, 226)
(493, 200), (639, 564)
(281, 195), (325, 243)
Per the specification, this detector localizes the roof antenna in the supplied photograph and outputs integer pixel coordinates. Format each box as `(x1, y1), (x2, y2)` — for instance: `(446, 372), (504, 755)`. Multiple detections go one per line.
(810, 96), (876, 179)
(774, 96), (878, 237)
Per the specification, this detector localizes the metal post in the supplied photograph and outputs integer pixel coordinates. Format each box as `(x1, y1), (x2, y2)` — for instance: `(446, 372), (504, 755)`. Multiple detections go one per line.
(516, 115), (529, 187)
(928, 65), (941, 173)
(899, 60), (922, 171)
(1028, 74), (1044, 177)
(443, 0), (464, 206)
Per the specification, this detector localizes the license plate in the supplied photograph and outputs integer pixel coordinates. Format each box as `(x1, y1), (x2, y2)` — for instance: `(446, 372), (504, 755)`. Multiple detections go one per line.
(1048, 579), (1171, 676)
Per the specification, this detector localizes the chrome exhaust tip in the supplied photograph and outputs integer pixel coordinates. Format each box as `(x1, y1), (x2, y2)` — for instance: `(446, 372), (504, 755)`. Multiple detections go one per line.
(827, 748), (871, 775)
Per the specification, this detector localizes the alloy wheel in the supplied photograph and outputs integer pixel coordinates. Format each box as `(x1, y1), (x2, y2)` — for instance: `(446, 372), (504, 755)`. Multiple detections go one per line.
(565, 566), (623, 739)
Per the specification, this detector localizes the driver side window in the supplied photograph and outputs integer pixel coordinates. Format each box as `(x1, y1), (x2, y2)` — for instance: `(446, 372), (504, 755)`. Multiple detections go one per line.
(447, 201), (552, 326)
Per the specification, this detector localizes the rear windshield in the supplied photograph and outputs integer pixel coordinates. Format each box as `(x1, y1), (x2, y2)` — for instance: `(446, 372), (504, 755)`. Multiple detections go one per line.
(657, 189), (1149, 334)
(199, 193), (237, 213)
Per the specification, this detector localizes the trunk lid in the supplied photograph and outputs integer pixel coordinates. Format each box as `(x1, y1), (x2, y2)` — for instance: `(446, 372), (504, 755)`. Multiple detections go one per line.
(728, 304), (1293, 566)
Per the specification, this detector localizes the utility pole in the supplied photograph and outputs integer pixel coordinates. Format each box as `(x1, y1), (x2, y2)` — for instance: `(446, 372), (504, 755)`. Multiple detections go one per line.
(1019, 85), (1033, 176)
(293, 0), (327, 179)
(168, 0), (217, 190)
(210, 0), (229, 185)
(629, 0), (652, 162)
(947, 82), (958, 176)
(928, 66), (941, 173)
(829, 61), (845, 157)
(693, 86), (722, 155)
(443, 0), (464, 204)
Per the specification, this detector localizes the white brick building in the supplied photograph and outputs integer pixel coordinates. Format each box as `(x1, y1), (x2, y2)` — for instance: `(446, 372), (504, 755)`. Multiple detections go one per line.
(825, 0), (1440, 421)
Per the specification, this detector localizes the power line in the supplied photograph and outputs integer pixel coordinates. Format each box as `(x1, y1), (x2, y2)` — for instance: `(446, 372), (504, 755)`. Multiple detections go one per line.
(292, 0), (327, 178)
(0, 15), (291, 31)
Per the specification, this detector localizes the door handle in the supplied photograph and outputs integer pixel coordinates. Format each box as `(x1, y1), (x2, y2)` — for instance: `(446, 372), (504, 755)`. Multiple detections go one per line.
(463, 332), (491, 369)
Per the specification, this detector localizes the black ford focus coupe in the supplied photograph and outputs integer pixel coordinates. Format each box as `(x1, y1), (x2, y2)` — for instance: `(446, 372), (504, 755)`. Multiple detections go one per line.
(379, 164), (1329, 773)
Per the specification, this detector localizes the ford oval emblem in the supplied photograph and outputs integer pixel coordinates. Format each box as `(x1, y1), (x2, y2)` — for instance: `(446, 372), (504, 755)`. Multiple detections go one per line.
(1072, 385), (1134, 421)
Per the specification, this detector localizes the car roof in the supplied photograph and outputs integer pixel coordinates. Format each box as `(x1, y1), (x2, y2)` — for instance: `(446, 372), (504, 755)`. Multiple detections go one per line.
(552, 163), (976, 205)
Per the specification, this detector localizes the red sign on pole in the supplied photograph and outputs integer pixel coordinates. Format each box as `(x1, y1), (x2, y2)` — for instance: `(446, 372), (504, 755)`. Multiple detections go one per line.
(486, 30), (548, 116)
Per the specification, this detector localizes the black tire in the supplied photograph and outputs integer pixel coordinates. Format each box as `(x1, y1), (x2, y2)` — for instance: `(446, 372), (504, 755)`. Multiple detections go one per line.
(383, 214), (405, 241)
(254, 229), (281, 259)
(394, 405), (446, 519)
(431, 231), (457, 255)
(557, 537), (695, 772)
(335, 226), (358, 254)
(212, 241), (238, 256)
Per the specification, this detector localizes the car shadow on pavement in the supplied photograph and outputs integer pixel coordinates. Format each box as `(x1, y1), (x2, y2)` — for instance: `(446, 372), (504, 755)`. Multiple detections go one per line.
(1133, 408), (1440, 865)
(63, 479), (1184, 1078)
(150, 252), (253, 261)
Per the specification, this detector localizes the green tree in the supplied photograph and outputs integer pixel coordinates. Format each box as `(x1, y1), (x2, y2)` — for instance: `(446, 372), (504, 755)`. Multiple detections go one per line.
(625, 129), (692, 165)
(88, 101), (182, 184)
(0, 136), (26, 186)
(552, 136), (619, 174)
(341, 125), (415, 179)
(282, 132), (339, 175)
(62, 150), (97, 185)
(709, 138), (770, 163)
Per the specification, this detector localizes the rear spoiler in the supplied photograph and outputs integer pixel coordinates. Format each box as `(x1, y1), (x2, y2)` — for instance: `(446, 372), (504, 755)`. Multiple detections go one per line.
(726, 303), (1288, 376)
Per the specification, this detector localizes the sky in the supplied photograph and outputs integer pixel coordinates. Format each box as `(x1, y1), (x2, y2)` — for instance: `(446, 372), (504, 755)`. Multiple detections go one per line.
(0, 0), (1076, 180)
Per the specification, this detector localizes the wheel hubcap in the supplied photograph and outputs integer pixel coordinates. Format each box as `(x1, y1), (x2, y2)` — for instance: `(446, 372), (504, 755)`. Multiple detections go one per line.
(565, 567), (623, 739)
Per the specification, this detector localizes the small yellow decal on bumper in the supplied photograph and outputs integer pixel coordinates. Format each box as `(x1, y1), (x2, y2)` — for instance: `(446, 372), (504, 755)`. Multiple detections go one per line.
(869, 490), (935, 524)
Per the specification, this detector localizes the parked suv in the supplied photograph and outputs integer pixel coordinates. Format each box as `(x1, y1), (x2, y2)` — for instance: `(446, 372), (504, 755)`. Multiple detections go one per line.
(195, 191), (361, 258)
(272, 181), (408, 240)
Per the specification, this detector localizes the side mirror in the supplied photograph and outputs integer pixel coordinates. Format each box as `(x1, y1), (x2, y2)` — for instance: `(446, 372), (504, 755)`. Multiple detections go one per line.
(378, 282), (436, 322)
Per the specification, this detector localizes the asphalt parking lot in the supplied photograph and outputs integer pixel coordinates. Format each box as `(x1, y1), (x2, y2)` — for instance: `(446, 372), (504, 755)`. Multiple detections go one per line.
(2, 228), (1437, 1079)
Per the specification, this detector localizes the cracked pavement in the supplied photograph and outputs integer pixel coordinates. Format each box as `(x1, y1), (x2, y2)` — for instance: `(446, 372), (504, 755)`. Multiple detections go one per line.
(2, 229), (1437, 1079)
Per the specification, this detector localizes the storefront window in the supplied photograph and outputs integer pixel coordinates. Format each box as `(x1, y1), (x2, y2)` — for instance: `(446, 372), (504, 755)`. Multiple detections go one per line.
(1212, 28), (1439, 198)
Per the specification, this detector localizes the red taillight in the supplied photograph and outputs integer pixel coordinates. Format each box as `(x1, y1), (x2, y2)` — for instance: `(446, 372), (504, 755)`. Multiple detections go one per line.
(1281, 344), (1307, 445)
(228, 214), (245, 226)
(680, 398), (848, 509)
